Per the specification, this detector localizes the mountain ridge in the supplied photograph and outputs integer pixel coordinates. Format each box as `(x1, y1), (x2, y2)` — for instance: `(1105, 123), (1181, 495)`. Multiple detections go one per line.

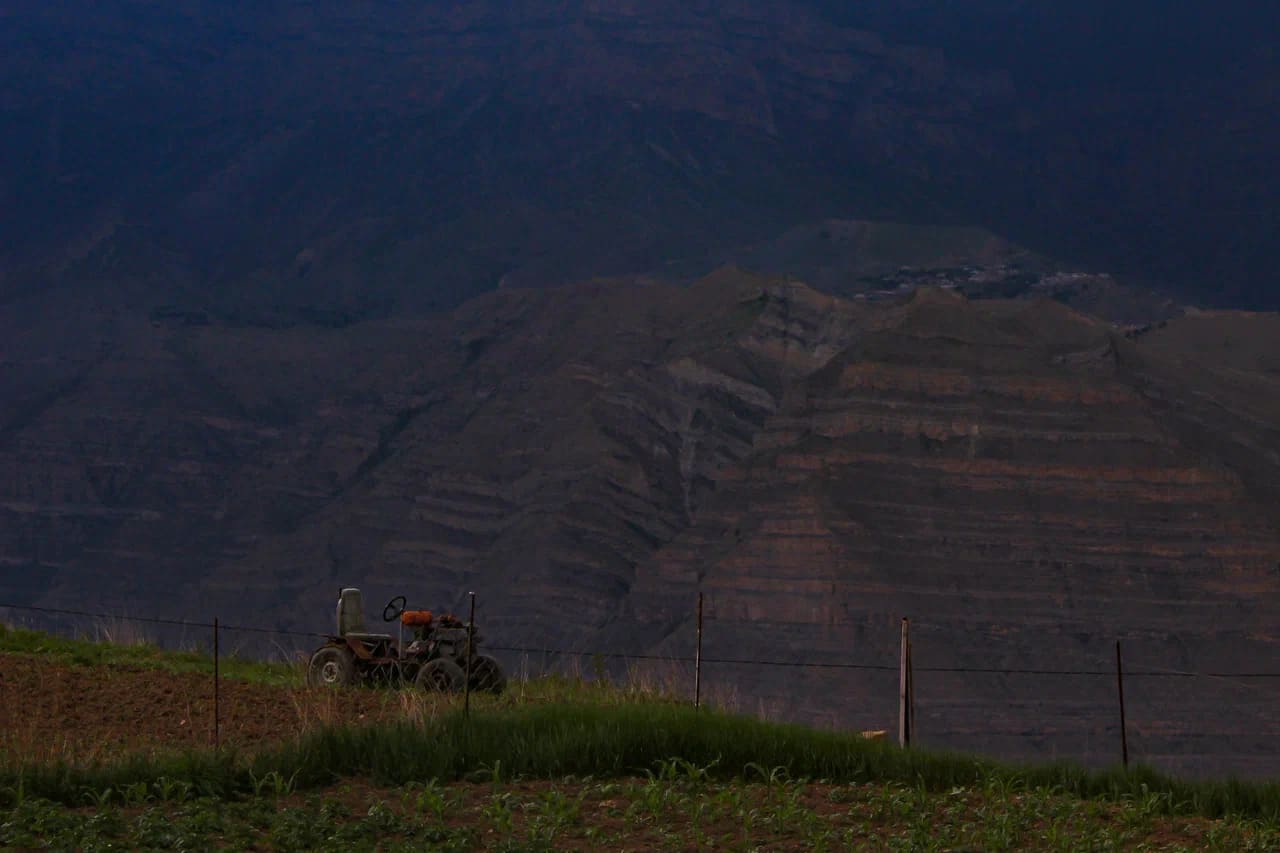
(4, 1), (1278, 311)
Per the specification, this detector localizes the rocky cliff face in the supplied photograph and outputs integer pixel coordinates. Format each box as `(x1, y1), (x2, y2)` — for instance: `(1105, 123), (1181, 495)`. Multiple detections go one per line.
(186, 270), (870, 640)
(626, 290), (1280, 775)
(4, 273), (1279, 775)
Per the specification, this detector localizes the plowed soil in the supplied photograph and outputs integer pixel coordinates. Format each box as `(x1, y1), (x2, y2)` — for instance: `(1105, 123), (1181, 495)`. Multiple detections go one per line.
(0, 654), (427, 762)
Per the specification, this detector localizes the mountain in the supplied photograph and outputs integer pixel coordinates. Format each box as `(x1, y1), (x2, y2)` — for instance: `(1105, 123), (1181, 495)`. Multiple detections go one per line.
(4, 269), (1280, 776)
(2, 1), (1279, 316)
(4, 1), (1280, 777)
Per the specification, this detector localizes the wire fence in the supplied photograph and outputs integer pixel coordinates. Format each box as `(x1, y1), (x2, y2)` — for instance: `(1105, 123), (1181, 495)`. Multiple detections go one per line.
(0, 602), (328, 641)
(5, 600), (1278, 679)
(2, 594), (1280, 773)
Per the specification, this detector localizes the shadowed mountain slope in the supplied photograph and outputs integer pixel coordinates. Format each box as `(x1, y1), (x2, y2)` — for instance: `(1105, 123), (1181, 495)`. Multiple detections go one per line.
(3, 1), (1278, 313)
(3, 274), (1279, 775)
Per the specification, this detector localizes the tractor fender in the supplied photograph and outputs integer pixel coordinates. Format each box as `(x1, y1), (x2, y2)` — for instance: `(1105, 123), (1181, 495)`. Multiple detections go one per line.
(345, 636), (375, 660)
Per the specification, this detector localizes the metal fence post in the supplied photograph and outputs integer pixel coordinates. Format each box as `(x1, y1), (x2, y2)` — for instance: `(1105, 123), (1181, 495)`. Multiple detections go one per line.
(213, 617), (220, 749)
(694, 592), (704, 710)
(464, 592), (475, 718)
(899, 617), (911, 748)
(907, 630), (915, 745)
(1116, 640), (1129, 769)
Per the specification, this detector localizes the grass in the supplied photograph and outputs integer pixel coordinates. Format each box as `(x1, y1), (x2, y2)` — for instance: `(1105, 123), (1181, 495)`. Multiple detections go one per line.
(4, 701), (1280, 825)
(0, 623), (300, 686)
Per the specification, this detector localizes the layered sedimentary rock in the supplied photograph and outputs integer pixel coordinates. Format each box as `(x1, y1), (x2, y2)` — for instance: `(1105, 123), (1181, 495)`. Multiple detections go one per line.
(627, 290), (1280, 775)
(190, 271), (870, 642)
(3, 275), (1279, 775)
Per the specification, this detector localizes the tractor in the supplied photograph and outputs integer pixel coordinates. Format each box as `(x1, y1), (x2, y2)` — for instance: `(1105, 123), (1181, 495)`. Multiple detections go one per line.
(306, 588), (505, 693)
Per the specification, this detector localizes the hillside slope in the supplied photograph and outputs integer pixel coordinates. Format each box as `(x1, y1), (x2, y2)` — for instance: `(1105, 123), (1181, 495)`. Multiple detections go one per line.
(3, 273), (1279, 774)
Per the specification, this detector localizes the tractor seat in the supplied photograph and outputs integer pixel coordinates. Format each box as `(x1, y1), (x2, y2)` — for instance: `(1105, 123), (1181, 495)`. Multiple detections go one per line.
(335, 589), (392, 642)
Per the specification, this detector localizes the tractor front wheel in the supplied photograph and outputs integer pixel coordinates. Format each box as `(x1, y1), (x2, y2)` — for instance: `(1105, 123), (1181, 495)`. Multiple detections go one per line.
(469, 655), (506, 694)
(307, 646), (355, 688)
(415, 658), (465, 693)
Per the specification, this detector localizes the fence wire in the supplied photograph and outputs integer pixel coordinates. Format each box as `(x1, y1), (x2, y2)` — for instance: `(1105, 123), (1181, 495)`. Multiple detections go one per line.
(5, 601), (1275, 680)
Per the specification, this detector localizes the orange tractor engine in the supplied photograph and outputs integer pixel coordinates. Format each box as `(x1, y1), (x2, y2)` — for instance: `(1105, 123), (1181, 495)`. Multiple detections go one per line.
(401, 610), (434, 640)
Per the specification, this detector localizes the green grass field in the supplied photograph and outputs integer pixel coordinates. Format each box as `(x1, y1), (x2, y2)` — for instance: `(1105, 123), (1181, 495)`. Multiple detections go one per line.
(6, 771), (1279, 851)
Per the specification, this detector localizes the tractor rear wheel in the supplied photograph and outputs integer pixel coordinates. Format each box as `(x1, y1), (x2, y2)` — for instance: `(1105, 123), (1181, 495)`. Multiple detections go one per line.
(307, 646), (355, 688)
(469, 655), (506, 694)
(415, 658), (464, 693)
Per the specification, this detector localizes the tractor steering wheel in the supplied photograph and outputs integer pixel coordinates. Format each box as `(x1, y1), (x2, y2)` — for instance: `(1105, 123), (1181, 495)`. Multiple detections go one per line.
(382, 595), (407, 623)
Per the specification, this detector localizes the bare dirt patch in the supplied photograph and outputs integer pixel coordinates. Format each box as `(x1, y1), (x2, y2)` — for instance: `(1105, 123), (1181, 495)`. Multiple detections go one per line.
(0, 653), (431, 762)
